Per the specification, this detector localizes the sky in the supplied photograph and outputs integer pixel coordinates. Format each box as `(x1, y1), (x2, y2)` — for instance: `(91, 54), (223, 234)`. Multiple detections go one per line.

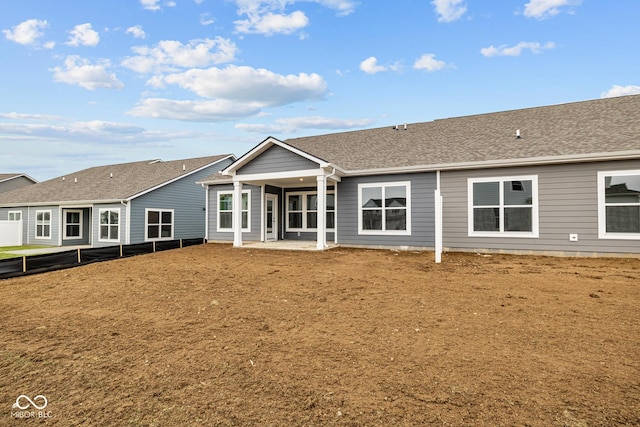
(1, 0), (639, 181)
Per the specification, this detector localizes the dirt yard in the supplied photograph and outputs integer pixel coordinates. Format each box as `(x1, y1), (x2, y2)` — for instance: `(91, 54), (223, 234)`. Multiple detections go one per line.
(1, 244), (639, 426)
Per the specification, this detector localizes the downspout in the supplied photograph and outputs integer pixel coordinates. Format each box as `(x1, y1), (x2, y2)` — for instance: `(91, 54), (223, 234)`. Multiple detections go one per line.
(434, 171), (443, 263)
(203, 183), (209, 241)
(326, 168), (338, 244)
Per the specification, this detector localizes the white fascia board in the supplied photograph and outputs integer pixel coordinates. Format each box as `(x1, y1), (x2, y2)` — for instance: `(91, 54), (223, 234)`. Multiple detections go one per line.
(126, 155), (235, 201)
(0, 173), (38, 184)
(233, 168), (326, 183)
(343, 150), (640, 176)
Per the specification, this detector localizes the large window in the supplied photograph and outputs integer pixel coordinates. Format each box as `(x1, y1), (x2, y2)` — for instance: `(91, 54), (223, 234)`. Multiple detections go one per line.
(598, 170), (640, 239)
(468, 176), (538, 237)
(217, 190), (250, 232)
(8, 211), (21, 221)
(99, 209), (119, 242)
(146, 209), (174, 240)
(358, 182), (411, 235)
(64, 210), (82, 239)
(286, 191), (335, 231)
(35, 210), (51, 239)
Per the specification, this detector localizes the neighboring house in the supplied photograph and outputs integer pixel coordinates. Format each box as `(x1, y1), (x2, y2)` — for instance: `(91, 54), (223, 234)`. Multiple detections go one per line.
(0, 173), (37, 194)
(200, 94), (640, 257)
(0, 155), (234, 247)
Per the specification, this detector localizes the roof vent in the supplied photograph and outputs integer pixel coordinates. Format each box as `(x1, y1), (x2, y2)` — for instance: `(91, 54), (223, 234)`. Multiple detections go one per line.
(393, 125), (398, 130)
(74, 178), (78, 183)
(404, 123), (407, 130)
(110, 172), (113, 178)
(62, 176), (65, 181)
(516, 129), (521, 139)
(182, 164), (186, 171)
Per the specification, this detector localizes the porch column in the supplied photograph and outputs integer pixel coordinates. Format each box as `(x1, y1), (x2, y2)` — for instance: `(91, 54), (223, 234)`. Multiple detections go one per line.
(233, 181), (243, 247)
(316, 175), (327, 250)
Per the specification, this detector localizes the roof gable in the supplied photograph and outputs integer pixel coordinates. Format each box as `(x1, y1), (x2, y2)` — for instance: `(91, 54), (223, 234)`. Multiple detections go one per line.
(224, 137), (329, 174)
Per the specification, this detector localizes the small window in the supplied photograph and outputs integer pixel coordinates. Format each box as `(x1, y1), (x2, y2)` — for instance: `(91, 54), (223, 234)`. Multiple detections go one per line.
(146, 209), (173, 240)
(468, 176), (538, 237)
(358, 182), (411, 235)
(8, 211), (21, 221)
(598, 170), (640, 239)
(99, 209), (120, 242)
(35, 210), (52, 239)
(217, 190), (250, 232)
(64, 210), (83, 239)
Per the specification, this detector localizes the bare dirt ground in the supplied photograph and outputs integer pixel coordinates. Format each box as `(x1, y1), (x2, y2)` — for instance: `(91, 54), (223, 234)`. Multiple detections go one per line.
(1, 244), (639, 426)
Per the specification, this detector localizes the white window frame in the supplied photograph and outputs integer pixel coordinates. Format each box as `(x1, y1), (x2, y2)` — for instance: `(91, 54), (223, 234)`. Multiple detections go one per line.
(63, 209), (83, 239)
(145, 208), (174, 241)
(98, 208), (120, 242)
(35, 210), (52, 239)
(598, 170), (640, 240)
(8, 211), (22, 221)
(467, 175), (539, 238)
(357, 182), (411, 236)
(217, 190), (251, 232)
(285, 190), (336, 232)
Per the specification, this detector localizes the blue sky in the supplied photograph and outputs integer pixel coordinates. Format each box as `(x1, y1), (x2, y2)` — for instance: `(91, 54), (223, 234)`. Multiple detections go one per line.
(1, 0), (639, 181)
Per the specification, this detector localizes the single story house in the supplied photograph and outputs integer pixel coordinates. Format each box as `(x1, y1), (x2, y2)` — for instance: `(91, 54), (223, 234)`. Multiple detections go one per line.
(199, 94), (640, 258)
(0, 173), (37, 194)
(0, 155), (234, 247)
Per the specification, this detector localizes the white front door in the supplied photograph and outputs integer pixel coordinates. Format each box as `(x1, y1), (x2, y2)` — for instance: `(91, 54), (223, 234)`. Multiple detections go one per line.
(265, 194), (278, 241)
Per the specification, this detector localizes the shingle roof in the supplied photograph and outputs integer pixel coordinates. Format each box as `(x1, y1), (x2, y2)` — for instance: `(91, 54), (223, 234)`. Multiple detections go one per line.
(0, 155), (232, 205)
(284, 95), (640, 171)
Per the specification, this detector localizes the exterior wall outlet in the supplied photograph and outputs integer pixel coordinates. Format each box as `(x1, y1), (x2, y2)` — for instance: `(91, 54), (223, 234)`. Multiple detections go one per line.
(569, 234), (578, 242)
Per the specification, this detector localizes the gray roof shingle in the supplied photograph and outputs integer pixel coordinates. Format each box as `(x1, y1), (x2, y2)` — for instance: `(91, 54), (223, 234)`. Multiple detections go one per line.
(0, 155), (232, 205)
(284, 95), (640, 171)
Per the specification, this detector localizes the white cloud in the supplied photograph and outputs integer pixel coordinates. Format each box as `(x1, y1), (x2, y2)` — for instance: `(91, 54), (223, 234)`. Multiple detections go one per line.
(601, 85), (640, 98)
(3, 19), (48, 45)
(122, 38), (238, 73)
(232, 0), (357, 35)
(480, 41), (556, 57)
(0, 112), (65, 121)
(126, 25), (147, 39)
(413, 54), (448, 72)
(200, 13), (215, 26)
(128, 98), (265, 121)
(51, 56), (124, 90)
(235, 11), (309, 35)
(236, 115), (373, 133)
(158, 65), (327, 104)
(130, 65), (327, 122)
(523, 0), (582, 19)
(66, 23), (100, 47)
(432, 0), (467, 23)
(359, 57), (387, 74)
(141, 0), (161, 10)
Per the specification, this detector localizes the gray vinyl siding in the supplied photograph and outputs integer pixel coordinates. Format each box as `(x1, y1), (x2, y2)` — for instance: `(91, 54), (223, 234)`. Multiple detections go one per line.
(92, 203), (127, 248)
(207, 184), (261, 242)
(337, 173), (436, 248)
(128, 160), (233, 244)
(441, 159), (640, 255)
(0, 176), (34, 194)
(237, 145), (319, 175)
